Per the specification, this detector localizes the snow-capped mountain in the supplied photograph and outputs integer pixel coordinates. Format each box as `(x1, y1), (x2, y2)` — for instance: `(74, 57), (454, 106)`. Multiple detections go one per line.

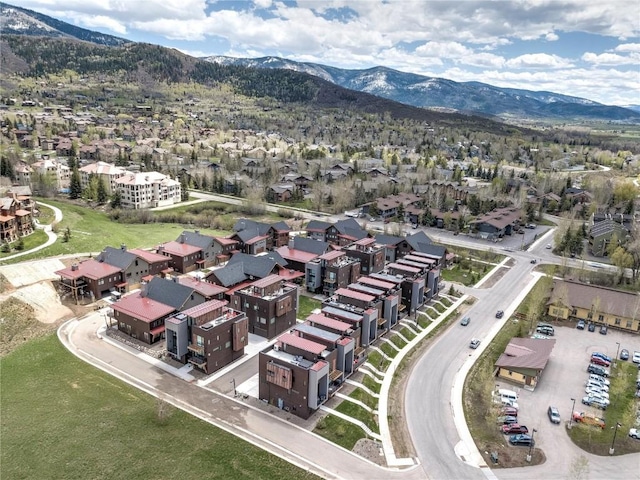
(0, 2), (129, 46)
(204, 55), (638, 122)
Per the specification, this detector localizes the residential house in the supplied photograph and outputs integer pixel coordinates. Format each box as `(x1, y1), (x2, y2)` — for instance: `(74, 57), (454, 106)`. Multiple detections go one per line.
(206, 252), (295, 289)
(495, 338), (556, 388)
(342, 237), (386, 275)
(143, 276), (207, 312)
(129, 248), (170, 277)
(96, 244), (150, 291)
(31, 158), (70, 189)
(331, 218), (370, 247)
(175, 230), (237, 269)
(55, 259), (123, 302)
(306, 250), (361, 296)
(111, 291), (174, 344)
(157, 237), (202, 274)
(165, 299), (248, 374)
(547, 280), (640, 333)
(258, 333), (330, 419)
(588, 219), (628, 256)
(177, 276), (228, 301)
(229, 274), (299, 339)
(267, 183), (296, 202)
(276, 236), (329, 274)
(0, 194), (33, 242)
(469, 207), (522, 240)
(323, 289), (380, 347)
(373, 234), (413, 263)
(233, 219), (291, 251)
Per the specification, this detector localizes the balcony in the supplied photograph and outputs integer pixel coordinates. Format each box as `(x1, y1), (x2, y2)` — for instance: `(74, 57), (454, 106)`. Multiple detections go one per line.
(187, 344), (204, 355)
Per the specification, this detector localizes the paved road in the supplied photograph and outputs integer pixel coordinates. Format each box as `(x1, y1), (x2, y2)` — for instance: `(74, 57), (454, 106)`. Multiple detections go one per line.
(60, 313), (427, 480)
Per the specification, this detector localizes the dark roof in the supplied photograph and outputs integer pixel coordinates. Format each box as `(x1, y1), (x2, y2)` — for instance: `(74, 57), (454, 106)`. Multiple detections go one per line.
(495, 338), (556, 370)
(306, 219), (332, 231)
(293, 236), (329, 255)
(233, 218), (286, 236)
(210, 262), (247, 287)
(177, 230), (215, 250)
(405, 231), (436, 253)
(334, 218), (369, 241)
(213, 253), (282, 286)
(145, 277), (196, 310)
(271, 221), (291, 232)
(413, 243), (446, 258)
(374, 233), (405, 246)
(96, 246), (136, 270)
(260, 250), (288, 267)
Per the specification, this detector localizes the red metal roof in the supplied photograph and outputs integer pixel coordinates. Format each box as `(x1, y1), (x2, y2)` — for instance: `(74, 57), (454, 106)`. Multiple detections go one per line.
(111, 294), (175, 322)
(178, 276), (228, 297)
(358, 276), (396, 290)
(160, 241), (201, 256)
(278, 269), (305, 281)
(335, 287), (375, 303)
(130, 248), (169, 264)
(404, 254), (435, 265)
(306, 314), (352, 333)
(276, 246), (319, 263)
(387, 262), (420, 273)
(215, 236), (238, 246)
(181, 299), (228, 318)
(251, 274), (281, 289)
(318, 250), (344, 261)
(355, 237), (375, 246)
(279, 333), (326, 355)
(150, 325), (165, 335)
(55, 259), (121, 280)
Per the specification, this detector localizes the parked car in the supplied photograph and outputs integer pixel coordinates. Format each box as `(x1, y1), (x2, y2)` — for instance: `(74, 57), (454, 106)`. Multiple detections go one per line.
(500, 406), (518, 416)
(630, 428), (640, 440)
(469, 338), (481, 349)
(530, 259), (537, 264)
(502, 424), (529, 434)
(632, 351), (640, 364)
(497, 415), (519, 425)
(591, 352), (612, 363)
(600, 325), (608, 335)
(585, 380), (609, 392)
(587, 364), (610, 377)
(582, 396), (610, 409)
(585, 386), (610, 398)
(620, 349), (630, 361)
(509, 434), (534, 446)
(587, 374), (610, 386)
(460, 316), (471, 326)
(590, 355), (611, 367)
(525, 224), (536, 229)
(572, 412), (605, 429)
(536, 326), (554, 336)
(547, 406), (561, 424)
(576, 320), (586, 330)
(588, 322), (596, 332)
(495, 310), (504, 319)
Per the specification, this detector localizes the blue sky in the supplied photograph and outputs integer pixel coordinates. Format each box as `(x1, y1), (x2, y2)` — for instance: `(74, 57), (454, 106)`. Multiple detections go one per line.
(17, 0), (640, 106)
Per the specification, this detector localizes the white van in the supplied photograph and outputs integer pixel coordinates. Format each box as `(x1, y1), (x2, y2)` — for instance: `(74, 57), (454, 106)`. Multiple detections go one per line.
(498, 389), (518, 402)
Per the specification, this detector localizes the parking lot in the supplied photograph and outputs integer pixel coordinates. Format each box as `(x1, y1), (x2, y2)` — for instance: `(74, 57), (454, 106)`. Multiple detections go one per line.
(497, 324), (640, 461)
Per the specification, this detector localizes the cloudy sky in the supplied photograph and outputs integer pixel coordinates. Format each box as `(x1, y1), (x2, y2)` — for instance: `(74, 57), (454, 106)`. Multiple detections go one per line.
(18, 0), (640, 106)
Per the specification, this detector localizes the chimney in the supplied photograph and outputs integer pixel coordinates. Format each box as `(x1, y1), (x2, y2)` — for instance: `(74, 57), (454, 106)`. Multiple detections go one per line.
(71, 263), (78, 271)
(140, 281), (148, 297)
(288, 238), (294, 249)
(157, 244), (165, 253)
(120, 243), (126, 251)
(180, 233), (185, 244)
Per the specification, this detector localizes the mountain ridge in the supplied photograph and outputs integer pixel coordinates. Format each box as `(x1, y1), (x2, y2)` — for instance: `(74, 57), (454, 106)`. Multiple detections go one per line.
(204, 55), (639, 123)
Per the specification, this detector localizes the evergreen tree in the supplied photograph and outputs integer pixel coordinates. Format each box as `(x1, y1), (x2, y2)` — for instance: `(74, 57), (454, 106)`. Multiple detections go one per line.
(69, 167), (82, 199)
(110, 191), (122, 209)
(96, 178), (108, 204)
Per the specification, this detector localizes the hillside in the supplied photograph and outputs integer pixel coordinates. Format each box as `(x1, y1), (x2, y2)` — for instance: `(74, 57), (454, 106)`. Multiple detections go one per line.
(205, 56), (640, 123)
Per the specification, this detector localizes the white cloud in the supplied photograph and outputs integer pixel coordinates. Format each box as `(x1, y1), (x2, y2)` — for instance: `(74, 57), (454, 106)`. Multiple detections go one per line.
(614, 43), (640, 53)
(506, 53), (573, 69)
(582, 52), (639, 65)
(545, 32), (559, 41)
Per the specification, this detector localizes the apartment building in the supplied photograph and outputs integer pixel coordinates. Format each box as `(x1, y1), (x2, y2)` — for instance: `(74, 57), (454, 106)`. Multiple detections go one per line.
(305, 250), (361, 295)
(79, 161), (130, 195)
(115, 171), (181, 209)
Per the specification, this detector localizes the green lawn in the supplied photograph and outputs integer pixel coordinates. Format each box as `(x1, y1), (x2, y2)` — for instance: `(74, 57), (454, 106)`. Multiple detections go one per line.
(0, 229), (49, 260)
(441, 265), (480, 286)
(0, 334), (318, 480)
(379, 342), (398, 358)
(36, 203), (56, 225)
(297, 296), (322, 320)
(6, 199), (229, 263)
(399, 327), (416, 341)
(362, 376), (382, 395)
(366, 351), (390, 372)
(390, 334), (407, 350)
(313, 415), (363, 451)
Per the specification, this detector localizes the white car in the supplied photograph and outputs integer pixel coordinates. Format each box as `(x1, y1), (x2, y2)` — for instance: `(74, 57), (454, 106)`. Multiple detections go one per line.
(469, 338), (481, 349)
(630, 428), (640, 440)
(585, 386), (609, 398)
(585, 380), (609, 392)
(633, 351), (640, 364)
(587, 374), (610, 386)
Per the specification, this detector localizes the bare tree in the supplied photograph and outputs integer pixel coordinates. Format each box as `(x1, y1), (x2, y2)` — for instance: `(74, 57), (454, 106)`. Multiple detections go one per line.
(155, 397), (174, 424)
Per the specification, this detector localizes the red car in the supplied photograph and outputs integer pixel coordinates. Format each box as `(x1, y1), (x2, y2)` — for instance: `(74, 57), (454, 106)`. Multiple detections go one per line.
(500, 406), (518, 416)
(590, 355), (611, 367)
(502, 424), (529, 434)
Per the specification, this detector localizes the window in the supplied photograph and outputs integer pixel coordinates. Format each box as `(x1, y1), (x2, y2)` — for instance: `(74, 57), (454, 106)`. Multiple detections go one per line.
(225, 341), (231, 348)
(270, 318), (275, 324)
(571, 308), (577, 316)
(627, 320), (632, 328)
(615, 318), (621, 325)
(587, 312), (593, 319)
(552, 308), (559, 315)
(196, 335), (204, 347)
(598, 314), (604, 322)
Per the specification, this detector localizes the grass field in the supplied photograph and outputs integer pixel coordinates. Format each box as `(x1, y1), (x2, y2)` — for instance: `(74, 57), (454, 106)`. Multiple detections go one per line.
(297, 296), (322, 320)
(0, 334), (319, 480)
(6, 199), (230, 264)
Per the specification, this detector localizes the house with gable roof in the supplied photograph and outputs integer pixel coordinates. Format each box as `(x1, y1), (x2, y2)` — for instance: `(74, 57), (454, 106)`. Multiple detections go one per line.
(495, 337), (556, 388)
(55, 259), (123, 302)
(143, 276), (207, 312)
(157, 233), (202, 273)
(111, 291), (175, 345)
(96, 244), (151, 290)
(176, 230), (238, 268)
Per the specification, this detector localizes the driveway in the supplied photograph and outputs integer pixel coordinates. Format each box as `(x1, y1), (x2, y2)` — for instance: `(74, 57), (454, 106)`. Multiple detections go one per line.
(495, 325), (640, 480)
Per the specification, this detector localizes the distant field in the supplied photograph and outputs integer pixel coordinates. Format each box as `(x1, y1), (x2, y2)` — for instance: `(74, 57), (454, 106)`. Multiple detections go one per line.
(0, 334), (319, 480)
(4, 199), (230, 263)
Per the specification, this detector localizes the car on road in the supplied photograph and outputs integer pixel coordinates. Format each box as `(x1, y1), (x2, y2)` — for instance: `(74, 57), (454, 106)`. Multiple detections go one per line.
(591, 352), (612, 363)
(546, 243), (552, 249)
(590, 355), (611, 367)
(576, 320), (585, 330)
(588, 322), (596, 332)
(632, 351), (640, 364)
(547, 406), (561, 424)
(509, 434), (534, 446)
(600, 325), (608, 335)
(530, 259), (537, 264)
(587, 364), (610, 377)
(460, 316), (471, 326)
(502, 424), (529, 434)
(525, 223), (536, 229)
(630, 428), (640, 440)
(497, 415), (519, 425)
(572, 412), (605, 429)
(620, 349), (629, 361)
(587, 374), (610, 386)
(495, 310), (504, 319)
(469, 338), (481, 349)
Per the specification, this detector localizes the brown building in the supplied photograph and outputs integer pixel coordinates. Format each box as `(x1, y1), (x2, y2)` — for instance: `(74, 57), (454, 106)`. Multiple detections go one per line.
(229, 274), (299, 339)
(343, 237), (386, 275)
(0, 195), (33, 243)
(129, 248), (170, 276)
(157, 238), (202, 273)
(177, 276), (228, 300)
(258, 333), (330, 419)
(165, 299), (248, 374)
(56, 259), (123, 302)
(495, 337), (556, 388)
(305, 250), (361, 295)
(111, 292), (175, 344)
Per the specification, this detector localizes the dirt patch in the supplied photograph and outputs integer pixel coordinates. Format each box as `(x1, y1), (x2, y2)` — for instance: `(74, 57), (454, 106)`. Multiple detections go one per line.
(0, 297), (58, 356)
(10, 282), (73, 324)
(352, 438), (386, 466)
(477, 266), (510, 289)
(478, 443), (546, 468)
